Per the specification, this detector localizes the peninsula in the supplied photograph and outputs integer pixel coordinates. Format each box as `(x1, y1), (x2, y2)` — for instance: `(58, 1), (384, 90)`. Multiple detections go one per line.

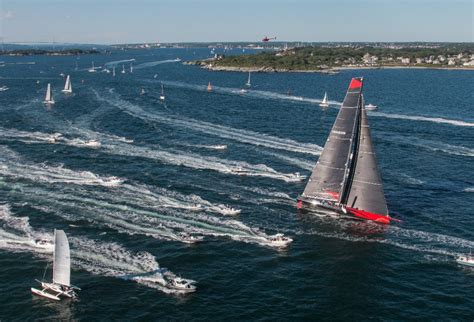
(188, 43), (474, 72)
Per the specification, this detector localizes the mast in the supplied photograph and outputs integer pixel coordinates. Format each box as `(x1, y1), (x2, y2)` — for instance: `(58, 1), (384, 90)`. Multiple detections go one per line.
(301, 78), (363, 202)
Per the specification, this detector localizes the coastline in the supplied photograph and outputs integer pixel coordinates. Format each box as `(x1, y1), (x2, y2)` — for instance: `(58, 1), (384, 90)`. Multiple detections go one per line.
(187, 61), (474, 73)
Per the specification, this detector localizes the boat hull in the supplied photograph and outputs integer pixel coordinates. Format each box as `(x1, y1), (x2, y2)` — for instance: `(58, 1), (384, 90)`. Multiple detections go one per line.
(31, 287), (61, 301)
(296, 196), (391, 224)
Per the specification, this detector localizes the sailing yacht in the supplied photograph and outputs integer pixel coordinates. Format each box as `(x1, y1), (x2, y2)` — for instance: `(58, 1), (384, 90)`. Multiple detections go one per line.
(159, 83), (165, 100)
(87, 61), (96, 73)
(31, 230), (80, 300)
(297, 78), (393, 224)
(130, 63), (133, 73)
(112, 66), (116, 77)
(61, 75), (72, 94)
(207, 82), (212, 92)
(319, 92), (329, 107)
(245, 71), (251, 87)
(121, 65), (126, 74)
(43, 83), (55, 104)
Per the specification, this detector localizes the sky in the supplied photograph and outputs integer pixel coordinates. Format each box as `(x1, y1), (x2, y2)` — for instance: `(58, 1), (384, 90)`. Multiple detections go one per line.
(0, 0), (472, 44)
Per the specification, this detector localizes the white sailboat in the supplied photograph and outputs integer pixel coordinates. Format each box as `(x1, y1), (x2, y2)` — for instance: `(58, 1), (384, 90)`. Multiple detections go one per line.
(43, 83), (55, 104)
(159, 83), (165, 101)
(31, 230), (80, 301)
(130, 63), (133, 73)
(112, 66), (116, 77)
(88, 61), (96, 73)
(61, 75), (72, 94)
(121, 65), (126, 74)
(245, 71), (251, 87)
(319, 92), (329, 108)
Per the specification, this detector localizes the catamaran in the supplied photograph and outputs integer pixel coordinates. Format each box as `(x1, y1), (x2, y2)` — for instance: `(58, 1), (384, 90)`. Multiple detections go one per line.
(207, 82), (212, 92)
(245, 71), (251, 87)
(297, 78), (393, 224)
(159, 83), (165, 100)
(31, 230), (80, 301)
(319, 92), (329, 108)
(43, 83), (55, 104)
(61, 75), (72, 94)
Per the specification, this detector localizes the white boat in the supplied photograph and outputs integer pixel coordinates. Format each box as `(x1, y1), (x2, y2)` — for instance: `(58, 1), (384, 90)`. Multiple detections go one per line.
(245, 71), (251, 87)
(178, 232), (203, 244)
(32, 238), (54, 250)
(61, 75), (72, 94)
(239, 89), (247, 94)
(84, 140), (101, 148)
(130, 63), (133, 73)
(163, 271), (196, 292)
(293, 172), (305, 181)
(47, 133), (62, 144)
(121, 65), (126, 74)
(364, 103), (378, 110)
(31, 230), (80, 301)
(456, 253), (474, 267)
(220, 207), (241, 216)
(43, 83), (55, 104)
(59, 73), (65, 77)
(268, 233), (293, 248)
(87, 61), (97, 73)
(210, 144), (227, 150)
(140, 88), (146, 96)
(112, 66), (116, 77)
(159, 83), (165, 101)
(319, 92), (329, 107)
(0, 85), (9, 91)
(153, 74), (158, 79)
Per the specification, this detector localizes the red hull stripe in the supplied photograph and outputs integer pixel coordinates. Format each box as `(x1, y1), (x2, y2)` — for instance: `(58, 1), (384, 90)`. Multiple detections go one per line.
(349, 78), (362, 89)
(345, 206), (391, 224)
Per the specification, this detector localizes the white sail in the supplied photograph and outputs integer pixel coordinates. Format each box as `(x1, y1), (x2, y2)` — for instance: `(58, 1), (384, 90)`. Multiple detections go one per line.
(44, 83), (54, 103)
(246, 72), (251, 87)
(52, 229), (71, 286)
(62, 75), (72, 93)
(112, 66), (116, 76)
(130, 63), (133, 73)
(322, 92), (328, 104)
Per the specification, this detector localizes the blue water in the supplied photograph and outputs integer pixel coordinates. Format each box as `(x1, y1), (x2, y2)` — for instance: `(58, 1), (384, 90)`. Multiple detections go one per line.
(0, 48), (472, 320)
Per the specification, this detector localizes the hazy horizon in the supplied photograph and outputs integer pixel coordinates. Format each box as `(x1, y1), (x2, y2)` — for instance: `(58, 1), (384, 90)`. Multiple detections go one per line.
(0, 0), (472, 44)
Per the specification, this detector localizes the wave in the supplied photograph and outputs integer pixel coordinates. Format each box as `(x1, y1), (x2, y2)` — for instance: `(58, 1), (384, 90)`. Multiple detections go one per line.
(104, 59), (136, 68)
(133, 59), (181, 70)
(0, 205), (192, 294)
(370, 111), (474, 127)
(94, 89), (323, 156)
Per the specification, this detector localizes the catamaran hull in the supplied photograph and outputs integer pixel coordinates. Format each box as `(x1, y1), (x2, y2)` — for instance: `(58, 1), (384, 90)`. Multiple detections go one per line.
(31, 287), (61, 301)
(296, 197), (391, 224)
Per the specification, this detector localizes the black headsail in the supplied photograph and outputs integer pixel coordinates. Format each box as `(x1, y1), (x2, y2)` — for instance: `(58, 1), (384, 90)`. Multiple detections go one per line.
(300, 78), (363, 202)
(343, 97), (389, 216)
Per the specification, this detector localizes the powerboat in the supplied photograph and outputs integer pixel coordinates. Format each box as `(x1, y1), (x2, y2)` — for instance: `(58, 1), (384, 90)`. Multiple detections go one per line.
(164, 272), (196, 292)
(220, 207), (241, 216)
(364, 103), (378, 110)
(268, 233), (293, 248)
(456, 253), (474, 267)
(84, 140), (101, 148)
(178, 232), (204, 244)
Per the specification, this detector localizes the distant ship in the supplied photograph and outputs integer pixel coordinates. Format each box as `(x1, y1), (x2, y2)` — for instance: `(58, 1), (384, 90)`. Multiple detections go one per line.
(319, 92), (329, 107)
(43, 83), (55, 104)
(207, 82), (212, 92)
(297, 78), (393, 224)
(61, 75), (72, 94)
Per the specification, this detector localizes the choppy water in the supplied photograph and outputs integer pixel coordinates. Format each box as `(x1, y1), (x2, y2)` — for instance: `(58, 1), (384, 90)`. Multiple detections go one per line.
(0, 48), (473, 320)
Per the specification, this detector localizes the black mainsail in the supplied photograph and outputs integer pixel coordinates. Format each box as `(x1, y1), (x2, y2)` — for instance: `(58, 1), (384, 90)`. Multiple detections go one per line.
(297, 78), (391, 224)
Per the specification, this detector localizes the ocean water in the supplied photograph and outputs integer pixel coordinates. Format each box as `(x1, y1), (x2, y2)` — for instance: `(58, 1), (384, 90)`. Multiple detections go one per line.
(0, 48), (472, 320)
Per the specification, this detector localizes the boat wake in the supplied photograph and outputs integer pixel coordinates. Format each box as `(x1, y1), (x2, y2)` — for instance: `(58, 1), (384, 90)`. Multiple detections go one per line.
(370, 111), (474, 127)
(104, 59), (136, 68)
(0, 205), (192, 294)
(133, 59), (181, 70)
(94, 89), (322, 156)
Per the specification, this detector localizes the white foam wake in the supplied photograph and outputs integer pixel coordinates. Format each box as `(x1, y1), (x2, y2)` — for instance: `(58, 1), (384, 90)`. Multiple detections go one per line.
(134, 59), (181, 70)
(94, 89), (323, 156)
(0, 205), (193, 294)
(370, 111), (474, 127)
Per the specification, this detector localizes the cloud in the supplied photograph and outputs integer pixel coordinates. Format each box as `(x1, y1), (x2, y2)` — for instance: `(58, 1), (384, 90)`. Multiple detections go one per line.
(0, 10), (14, 20)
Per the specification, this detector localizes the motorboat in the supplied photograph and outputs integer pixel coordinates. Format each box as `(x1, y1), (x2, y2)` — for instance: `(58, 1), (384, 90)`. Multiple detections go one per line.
(364, 103), (378, 110)
(163, 272), (196, 292)
(178, 232), (204, 244)
(456, 253), (474, 267)
(84, 140), (101, 148)
(268, 233), (293, 248)
(220, 207), (241, 216)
